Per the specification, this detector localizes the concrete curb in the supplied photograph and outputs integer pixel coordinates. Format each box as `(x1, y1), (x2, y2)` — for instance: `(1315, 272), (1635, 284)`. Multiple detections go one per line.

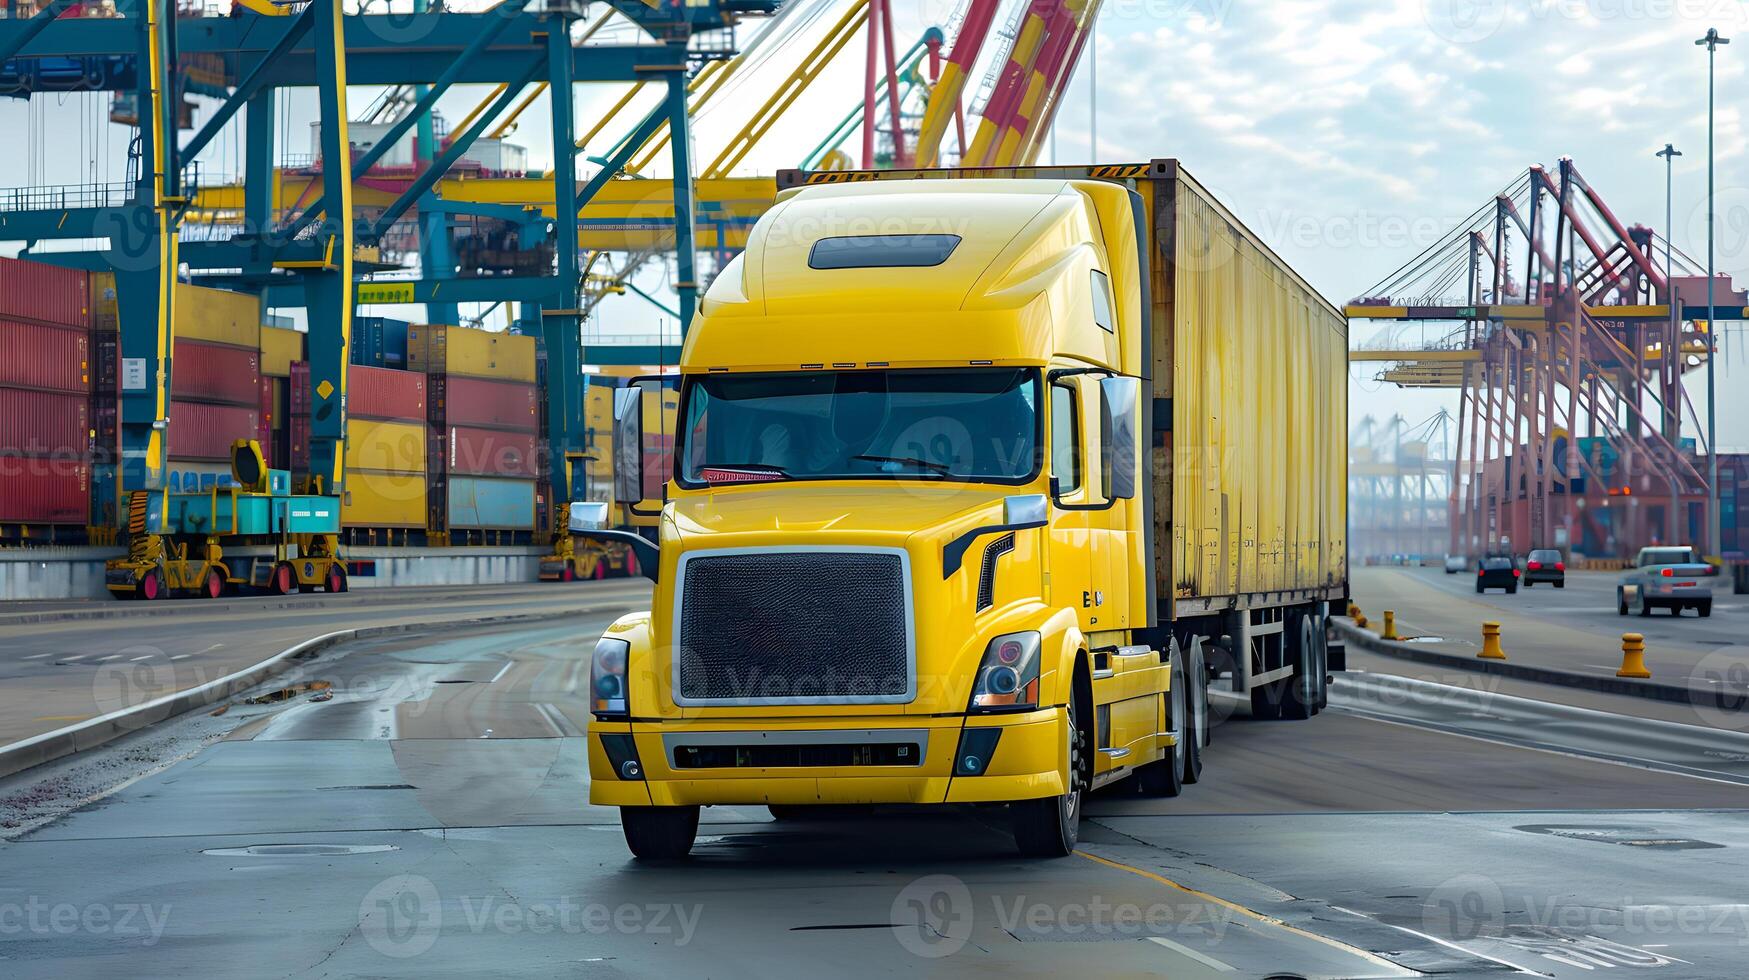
(1331, 618), (1742, 711)
(0, 603), (634, 782)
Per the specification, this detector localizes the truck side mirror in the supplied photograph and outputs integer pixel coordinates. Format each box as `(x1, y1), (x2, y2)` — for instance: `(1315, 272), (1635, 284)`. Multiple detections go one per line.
(611, 386), (645, 504)
(1100, 376), (1139, 500)
(567, 500), (611, 533)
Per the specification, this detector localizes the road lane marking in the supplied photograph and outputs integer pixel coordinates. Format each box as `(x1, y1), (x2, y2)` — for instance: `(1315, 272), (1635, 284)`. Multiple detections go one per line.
(21, 654), (49, 660)
(130, 655), (155, 662)
(1075, 851), (1416, 976)
(1328, 906), (1543, 976)
(94, 655), (121, 662)
(169, 655), (192, 661)
(59, 655), (86, 662)
(1145, 936), (1236, 972)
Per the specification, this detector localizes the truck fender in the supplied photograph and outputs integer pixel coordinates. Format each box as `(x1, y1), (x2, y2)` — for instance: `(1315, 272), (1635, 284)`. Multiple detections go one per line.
(1038, 608), (1088, 709)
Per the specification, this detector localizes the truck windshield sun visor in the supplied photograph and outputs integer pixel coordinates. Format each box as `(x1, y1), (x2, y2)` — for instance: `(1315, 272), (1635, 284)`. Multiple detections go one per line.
(808, 234), (962, 270)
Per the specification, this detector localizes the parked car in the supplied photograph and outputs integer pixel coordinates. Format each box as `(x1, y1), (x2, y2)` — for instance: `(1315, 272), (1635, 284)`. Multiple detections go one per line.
(1476, 555), (1519, 594)
(1523, 549), (1565, 588)
(1444, 554), (1468, 574)
(1617, 546), (1718, 617)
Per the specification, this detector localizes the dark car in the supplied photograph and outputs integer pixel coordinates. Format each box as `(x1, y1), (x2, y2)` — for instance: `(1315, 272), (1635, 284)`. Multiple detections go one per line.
(1523, 548), (1565, 588)
(1476, 555), (1519, 594)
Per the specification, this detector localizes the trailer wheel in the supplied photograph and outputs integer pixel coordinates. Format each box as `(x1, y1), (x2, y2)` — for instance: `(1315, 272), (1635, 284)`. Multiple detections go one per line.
(1314, 617), (1330, 711)
(1012, 677), (1086, 857)
(1282, 614), (1318, 720)
(620, 805), (699, 860)
(203, 570), (224, 600)
(140, 569), (166, 601)
(1183, 638), (1208, 783)
(592, 559), (607, 580)
(326, 566), (347, 594)
(1137, 649), (1187, 797)
(272, 563), (296, 596)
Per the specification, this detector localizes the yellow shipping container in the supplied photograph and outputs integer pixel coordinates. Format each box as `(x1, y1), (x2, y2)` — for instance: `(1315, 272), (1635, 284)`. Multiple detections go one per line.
(342, 470), (428, 528)
(174, 283), (262, 348)
(344, 419), (427, 474)
(90, 271), (118, 328)
(408, 323), (536, 382)
(259, 325), (304, 377)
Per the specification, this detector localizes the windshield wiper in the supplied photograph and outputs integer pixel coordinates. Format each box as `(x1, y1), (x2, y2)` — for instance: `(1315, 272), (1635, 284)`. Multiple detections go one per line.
(853, 454), (952, 476)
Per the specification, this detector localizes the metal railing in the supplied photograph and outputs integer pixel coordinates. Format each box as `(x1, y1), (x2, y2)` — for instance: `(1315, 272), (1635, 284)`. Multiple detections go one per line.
(0, 181), (135, 213)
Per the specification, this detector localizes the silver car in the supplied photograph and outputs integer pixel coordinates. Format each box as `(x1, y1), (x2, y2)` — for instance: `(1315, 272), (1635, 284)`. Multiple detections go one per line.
(1617, 546), (1718, 617)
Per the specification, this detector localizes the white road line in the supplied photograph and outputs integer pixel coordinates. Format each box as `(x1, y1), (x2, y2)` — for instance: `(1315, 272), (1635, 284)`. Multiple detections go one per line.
(21, 654), (49, 660)
(169, 654), (193, 661)
(94, 655), (121, 662)
(488, 659), (515, 685)
(60, 655), (86, 662)
(129, 655), (155, 662)
(1328, 907), (1542, 976)
(1145, 936), (1236, 972)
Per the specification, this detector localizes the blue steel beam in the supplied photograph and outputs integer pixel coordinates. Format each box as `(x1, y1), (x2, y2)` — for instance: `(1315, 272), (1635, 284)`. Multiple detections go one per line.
(665, 68), (699, 332)
(0, 0), (74, 66)
(544, 13), (583, 499)
(365, 56), (544, 243)
(177, 3), (313, 164)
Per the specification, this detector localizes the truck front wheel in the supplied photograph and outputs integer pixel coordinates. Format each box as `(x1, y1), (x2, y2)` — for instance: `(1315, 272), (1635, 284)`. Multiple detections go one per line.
(1137, 649), (1188, 797)
(1012, 697), (1084, 857)
(620, 805), (699, 860)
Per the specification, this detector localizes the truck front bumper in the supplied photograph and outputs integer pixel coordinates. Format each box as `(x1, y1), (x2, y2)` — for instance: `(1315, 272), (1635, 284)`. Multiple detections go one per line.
(587, 708), (1067, 808)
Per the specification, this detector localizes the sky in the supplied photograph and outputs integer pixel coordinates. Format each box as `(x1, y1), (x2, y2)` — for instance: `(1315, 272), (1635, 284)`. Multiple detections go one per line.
(5, 0), (1749, 451)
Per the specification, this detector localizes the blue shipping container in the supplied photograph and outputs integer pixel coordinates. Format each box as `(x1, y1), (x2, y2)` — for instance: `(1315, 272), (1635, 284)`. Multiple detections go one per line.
(350, 318), (387, 367)
(383, 319), (410, 367)
(445, 476), (535, 530)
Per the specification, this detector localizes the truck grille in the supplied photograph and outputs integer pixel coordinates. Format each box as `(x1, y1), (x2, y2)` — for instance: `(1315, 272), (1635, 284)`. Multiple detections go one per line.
(674, 549), (914, 705)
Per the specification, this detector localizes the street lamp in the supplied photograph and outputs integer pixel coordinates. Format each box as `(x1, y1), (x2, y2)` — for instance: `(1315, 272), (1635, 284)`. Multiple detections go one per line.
(1658, 142), (1683, 547)
(1696, 27), (1728, 557)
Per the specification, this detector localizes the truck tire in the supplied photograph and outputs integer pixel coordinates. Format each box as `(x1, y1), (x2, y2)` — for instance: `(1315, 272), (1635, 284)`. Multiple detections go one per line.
(271, 563), (296, 596)
(140, 569), (167, 601)
(204, 569), (225, 600)
(1013, 696), (1084, 857)
(326, 566), (347, 594)
(1282, 615), (1318, 720)
(1313, 617), (1330, 711)
(1183, 639), (1208, 784)
(620, 805), (699, 860)
(1137, 651), (1187, 797)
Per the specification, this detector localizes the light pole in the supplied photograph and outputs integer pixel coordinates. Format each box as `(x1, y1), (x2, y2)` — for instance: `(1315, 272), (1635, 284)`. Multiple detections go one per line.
(1696, 28), (1728, 557)
(1658, 142), (1682, 546)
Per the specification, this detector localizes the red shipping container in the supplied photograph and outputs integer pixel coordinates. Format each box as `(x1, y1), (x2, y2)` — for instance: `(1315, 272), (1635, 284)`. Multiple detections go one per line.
(0, 256), (89, 328)
(290, 361), (311, 416)
(0, 458), (90, 523)
(437, 375), (538, 431)
(0, 388), (88, 455)
(258, 376), (274, 449)
(350, 365), (426, 421)
(291, 414), (310, 470)
(446, 425), (540, 477)
(168, 400), (259, 461)
(173, 340), (259, 405)
(0, 319), (89, 393)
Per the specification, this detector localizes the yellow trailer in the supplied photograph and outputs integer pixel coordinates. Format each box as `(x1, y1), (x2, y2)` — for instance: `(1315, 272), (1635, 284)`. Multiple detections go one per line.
(576, 160), (1348, 860)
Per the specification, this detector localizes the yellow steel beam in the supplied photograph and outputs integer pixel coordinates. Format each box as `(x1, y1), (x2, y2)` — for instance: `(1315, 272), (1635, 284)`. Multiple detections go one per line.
(577, 81), (649, 151)
(704, 0), (871, 179)
(451, 83), (509, 136)
(489, 82), (548, 140)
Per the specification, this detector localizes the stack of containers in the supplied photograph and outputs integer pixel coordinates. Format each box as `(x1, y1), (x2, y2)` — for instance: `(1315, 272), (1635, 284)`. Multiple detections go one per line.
(165, 284), (262, 492)
(350, 317), (411, 370)
(0, 257), (92, 532)
(342, 364), (429, 532)
(414, 324), (541, 540)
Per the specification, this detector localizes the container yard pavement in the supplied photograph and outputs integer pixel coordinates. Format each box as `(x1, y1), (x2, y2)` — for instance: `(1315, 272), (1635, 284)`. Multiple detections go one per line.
(0, 578), (651, 765)
(1347, 564), (1745, 690)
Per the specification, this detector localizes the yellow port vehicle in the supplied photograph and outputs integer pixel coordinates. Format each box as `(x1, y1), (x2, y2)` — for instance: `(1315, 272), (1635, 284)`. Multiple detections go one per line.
(576, 161), (1348, 859)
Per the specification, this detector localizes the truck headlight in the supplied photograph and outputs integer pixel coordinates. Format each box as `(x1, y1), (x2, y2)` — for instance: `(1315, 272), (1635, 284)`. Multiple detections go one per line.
(968, 631), (1041, 712)
(590, 636), (630, 718)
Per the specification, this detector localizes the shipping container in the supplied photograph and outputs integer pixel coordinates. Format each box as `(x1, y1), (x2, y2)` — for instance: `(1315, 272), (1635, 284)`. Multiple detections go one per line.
(349, 364), (426, 421)
(445, 425), (540, 478)
(0, 256), (89, 328)
(290, 361), (310, 416)
(0, 459), (90, 523)
(260, 325), (304, 377)
(342, 470), (428, 528)
(167, 400), (259, 461)
(172, 339), (260, 405)
(0, 388), (88, 455)
(89, 271), (117, 325)
(345, 419), (427, 474)
(409, 323), (537, 382)
(351, 317), (388, 367)
(430, 375), (538, 430)
(173, 283), (261, 348)
(445, 476), (536, 530)
(0, 320), (89, 393)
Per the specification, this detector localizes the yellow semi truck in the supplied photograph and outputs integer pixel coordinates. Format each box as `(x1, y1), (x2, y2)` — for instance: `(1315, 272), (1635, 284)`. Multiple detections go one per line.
(575, 160), (1348, 859)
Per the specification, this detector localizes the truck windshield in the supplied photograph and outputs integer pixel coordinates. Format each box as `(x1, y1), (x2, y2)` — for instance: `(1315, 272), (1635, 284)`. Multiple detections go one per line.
(678, 368), (1040, 486)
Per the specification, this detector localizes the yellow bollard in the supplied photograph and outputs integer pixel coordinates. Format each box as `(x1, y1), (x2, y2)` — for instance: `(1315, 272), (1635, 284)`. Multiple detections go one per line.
(1381, 610), (1399, 640)
(1617, 633), (1650, 678)
(1478, 621), (1506, 660)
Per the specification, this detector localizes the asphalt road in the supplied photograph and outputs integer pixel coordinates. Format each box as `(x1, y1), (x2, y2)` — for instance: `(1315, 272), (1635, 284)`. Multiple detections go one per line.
(1350, 565), (1748, 688)
(0, 579), (652, 749)
(1, 616), (1745, 977)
